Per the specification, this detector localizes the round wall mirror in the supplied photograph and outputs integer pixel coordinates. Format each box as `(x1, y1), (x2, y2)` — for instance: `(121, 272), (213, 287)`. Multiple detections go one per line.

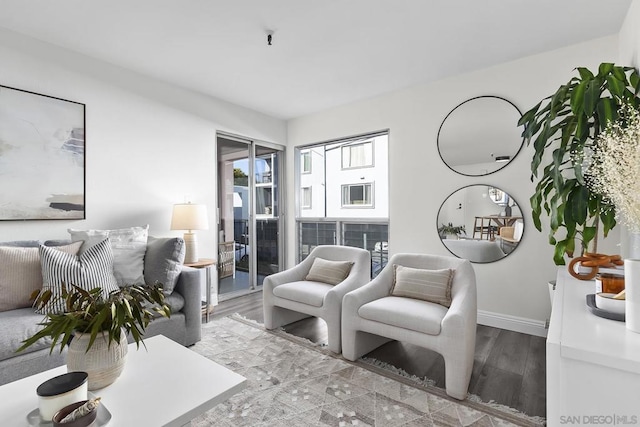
(437, 184), (524, 263)
(437, 96), (524, 176)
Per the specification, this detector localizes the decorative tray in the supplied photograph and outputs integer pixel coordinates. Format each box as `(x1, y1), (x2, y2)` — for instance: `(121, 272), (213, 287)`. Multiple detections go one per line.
(26, 393), (111, 426)
(586, 294), (625, 322)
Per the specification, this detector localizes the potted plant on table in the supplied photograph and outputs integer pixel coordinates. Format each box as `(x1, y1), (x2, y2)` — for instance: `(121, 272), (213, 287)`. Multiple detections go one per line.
(518, 63), (640, 265)
(17, 283), (170, 390)
(438, 223), (466, 240)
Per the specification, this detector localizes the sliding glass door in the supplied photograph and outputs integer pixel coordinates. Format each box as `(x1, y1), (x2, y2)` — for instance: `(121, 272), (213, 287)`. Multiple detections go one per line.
(217, 133), (284, 299)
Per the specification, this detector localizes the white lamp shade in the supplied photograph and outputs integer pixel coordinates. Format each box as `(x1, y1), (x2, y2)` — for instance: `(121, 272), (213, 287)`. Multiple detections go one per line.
(170, 203), (209, 231)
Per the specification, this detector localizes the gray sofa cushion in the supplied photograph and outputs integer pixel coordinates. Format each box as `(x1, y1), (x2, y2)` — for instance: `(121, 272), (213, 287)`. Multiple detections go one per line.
(0, 308), (56, 361)
(144, 237), (185, 294)
(0, 240), (41, 248)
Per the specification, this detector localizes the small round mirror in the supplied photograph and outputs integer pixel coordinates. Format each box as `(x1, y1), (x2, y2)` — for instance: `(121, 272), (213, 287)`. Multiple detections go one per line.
(437, 185), (524, 263)
(437, 96), (524, 176)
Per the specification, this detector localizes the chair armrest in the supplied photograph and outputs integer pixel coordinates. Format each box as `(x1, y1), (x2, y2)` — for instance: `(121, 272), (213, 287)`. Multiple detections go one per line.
(324, 274), (368, 307)
(342, 274), (392, 311)
(441, 279), (477, 333)
(263, 262), (310, 292)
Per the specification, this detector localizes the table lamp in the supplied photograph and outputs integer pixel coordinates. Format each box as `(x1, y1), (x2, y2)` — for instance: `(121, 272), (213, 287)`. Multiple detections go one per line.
(170, 203), (209, 264)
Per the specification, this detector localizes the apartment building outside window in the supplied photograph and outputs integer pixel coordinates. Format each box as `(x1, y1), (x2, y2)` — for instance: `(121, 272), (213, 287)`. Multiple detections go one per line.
(296, 131), (389, 277)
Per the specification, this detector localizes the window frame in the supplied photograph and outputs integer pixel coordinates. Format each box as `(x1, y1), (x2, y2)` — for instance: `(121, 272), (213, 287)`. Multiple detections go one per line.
(301, 150), (312, 174)
(301, 186), (312, 209)
(341, 140), (374, 170)
(341, 182), (374, 208)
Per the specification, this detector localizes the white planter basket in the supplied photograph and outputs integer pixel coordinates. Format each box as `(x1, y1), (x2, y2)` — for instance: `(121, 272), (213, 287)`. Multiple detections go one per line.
(66, 331), (128, 390)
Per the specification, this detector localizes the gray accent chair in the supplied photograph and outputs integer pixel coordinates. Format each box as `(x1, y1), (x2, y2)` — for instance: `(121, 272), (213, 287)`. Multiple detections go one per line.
(263, 245), (371, 353)
(341, 253), (477, 400)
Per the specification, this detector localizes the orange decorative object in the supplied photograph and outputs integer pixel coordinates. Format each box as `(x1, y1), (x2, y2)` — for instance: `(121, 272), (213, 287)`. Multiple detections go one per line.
(567, 253), (624, 281)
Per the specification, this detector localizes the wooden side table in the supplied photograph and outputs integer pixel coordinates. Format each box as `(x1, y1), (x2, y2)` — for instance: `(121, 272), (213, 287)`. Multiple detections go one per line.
(184, 258), (216, 323)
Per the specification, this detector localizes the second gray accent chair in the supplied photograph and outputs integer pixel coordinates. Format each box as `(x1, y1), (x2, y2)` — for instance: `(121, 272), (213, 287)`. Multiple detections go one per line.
(263, 245), (371, 353)
(341, 253), (477, 400)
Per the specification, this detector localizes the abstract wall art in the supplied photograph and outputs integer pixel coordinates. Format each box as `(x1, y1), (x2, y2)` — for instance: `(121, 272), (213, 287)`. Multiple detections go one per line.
(0, 85), (85, 220)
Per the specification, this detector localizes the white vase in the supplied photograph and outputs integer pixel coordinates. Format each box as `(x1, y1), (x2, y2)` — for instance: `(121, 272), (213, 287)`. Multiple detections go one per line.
(624, 259), (640, 333)
(66, 330), (128, 390)
(629, 231), (640, 260)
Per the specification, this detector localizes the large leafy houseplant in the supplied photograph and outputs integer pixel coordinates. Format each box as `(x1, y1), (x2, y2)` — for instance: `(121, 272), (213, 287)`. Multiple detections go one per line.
(518, 63), (640, 264)
(17, 283), (170, 354)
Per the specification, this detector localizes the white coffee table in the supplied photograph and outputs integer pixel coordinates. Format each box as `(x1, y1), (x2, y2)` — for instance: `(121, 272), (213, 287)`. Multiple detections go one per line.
(0, 335), (246, 426)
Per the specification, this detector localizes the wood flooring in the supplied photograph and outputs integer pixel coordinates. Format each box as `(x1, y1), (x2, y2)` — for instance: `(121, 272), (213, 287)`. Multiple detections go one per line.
(210, 290), (546, 418)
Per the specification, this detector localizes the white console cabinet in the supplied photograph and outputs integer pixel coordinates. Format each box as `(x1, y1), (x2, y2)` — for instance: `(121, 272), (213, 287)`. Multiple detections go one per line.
(547, 269), (640, 426)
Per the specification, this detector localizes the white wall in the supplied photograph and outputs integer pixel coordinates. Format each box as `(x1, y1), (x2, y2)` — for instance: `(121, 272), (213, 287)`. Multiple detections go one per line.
(0, 28), (286, 258)
(620, 0), (640, 68)
(287, 35), (623, 333)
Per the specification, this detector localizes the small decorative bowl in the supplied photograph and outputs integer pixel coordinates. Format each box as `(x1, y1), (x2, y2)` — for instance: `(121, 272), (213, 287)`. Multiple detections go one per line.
(595, 293), (626, 315)
(52, 400), (97, 427)
(37, 371), (88, 421)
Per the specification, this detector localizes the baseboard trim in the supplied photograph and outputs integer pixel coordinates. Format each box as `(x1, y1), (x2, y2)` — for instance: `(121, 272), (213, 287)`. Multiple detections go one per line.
(478, 310), (548, 338)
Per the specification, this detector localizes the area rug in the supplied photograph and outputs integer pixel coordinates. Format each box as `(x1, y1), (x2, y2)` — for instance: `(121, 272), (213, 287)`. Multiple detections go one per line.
(189, 315), (545, 427)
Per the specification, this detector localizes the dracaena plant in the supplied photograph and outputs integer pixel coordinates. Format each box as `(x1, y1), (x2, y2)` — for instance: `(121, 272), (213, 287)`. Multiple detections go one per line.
(17, 283), (171, 354)
(518, 63), (640, 265)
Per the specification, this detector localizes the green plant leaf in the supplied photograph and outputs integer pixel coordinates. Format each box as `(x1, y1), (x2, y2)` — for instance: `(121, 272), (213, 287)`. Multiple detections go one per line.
(597, 98), (617, 132)
(598, 63), (614, 76)
(577, 67), (595, 80)
(569, 185), (589, 226)
(606, 75), (626, 98)
(583, 78), (602, 116)
(630, 71), (640, 94)
(582, 226), (597, 247)
(570, 80), (588, 114)
(553, 240), (568, 265)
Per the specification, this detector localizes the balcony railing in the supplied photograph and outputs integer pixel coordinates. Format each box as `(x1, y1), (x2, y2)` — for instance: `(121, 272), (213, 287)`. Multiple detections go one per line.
(297, 219), (389, 277)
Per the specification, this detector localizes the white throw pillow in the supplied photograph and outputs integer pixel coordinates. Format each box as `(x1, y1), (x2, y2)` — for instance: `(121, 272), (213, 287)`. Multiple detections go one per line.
(305, 257), (354, 285)
(390, 265), (454, 307)
(0, 242), (82, 312)
(38, 239), (120, 314)
(69, 225), (149, 286)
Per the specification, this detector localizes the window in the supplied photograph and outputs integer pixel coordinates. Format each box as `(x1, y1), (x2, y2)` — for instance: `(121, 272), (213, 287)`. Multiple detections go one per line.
(342, 183), (373, 207)
(301, 150), (312, 174)
(295, 131), (388, 276)
(301, 187), (312, 209)
(342, 141), (373, 169)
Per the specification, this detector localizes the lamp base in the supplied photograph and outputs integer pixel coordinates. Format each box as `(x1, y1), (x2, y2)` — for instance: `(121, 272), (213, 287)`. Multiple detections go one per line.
(183, 232), (199, 264)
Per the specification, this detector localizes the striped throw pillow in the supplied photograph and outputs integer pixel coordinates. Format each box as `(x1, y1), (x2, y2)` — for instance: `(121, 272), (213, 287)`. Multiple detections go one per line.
(305, 257), (354, 285)
(0, 242), (82, 312)
(38, 238), (120, 314)
(390, 265), (454, 307)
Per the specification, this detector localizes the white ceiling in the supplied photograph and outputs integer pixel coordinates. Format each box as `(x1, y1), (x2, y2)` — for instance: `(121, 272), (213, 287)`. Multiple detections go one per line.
(0, 0), (632, 119)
